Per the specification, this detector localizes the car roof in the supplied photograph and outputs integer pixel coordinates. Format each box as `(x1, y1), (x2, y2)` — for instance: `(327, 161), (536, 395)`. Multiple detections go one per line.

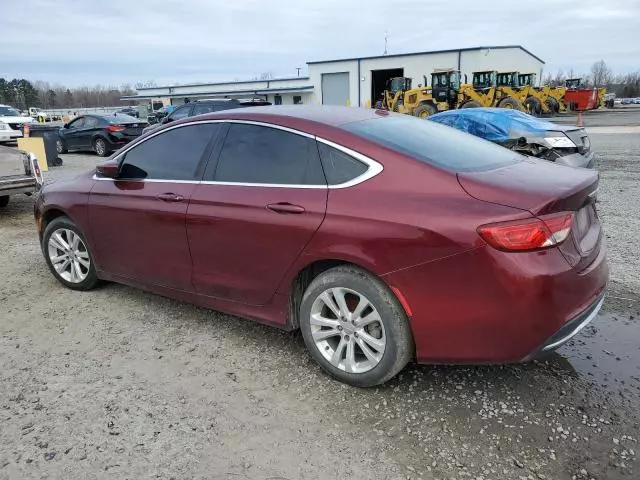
(193, 105), (388, 127)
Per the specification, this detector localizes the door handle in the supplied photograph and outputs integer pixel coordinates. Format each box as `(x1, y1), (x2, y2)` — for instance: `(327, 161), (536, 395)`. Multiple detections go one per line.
(266, 202), (306, 214)
(157, 192), (184, 202)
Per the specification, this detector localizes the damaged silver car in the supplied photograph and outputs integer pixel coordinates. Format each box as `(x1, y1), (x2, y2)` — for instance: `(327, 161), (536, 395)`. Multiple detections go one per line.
(428, 108), (594, 168)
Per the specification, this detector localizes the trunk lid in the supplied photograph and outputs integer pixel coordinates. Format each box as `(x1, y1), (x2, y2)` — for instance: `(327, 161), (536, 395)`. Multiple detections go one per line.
(458, 158), (601, 269)
(0, 145), (28, 178)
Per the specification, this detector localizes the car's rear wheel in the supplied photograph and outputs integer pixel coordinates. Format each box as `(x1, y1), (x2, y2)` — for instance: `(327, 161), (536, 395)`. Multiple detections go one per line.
(56, 139), (67, 154)
(93, 137), (109, 157)
(0, 196), (9, 208)
(299, 265), (414, 387)
(43, 216), (99, 291)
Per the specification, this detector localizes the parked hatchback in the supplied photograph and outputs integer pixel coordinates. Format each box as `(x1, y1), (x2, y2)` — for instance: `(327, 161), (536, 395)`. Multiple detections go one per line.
(57, 114), (148, 157)
(35, 106), (608, 387)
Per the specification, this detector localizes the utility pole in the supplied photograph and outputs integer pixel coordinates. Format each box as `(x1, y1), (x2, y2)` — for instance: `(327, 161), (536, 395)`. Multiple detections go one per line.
(296, 67), (301, 77)
(384, 31), (388, 55)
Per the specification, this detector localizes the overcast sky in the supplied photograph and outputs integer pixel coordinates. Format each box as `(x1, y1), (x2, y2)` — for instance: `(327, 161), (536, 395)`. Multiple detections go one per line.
(2, 0), (638, 88)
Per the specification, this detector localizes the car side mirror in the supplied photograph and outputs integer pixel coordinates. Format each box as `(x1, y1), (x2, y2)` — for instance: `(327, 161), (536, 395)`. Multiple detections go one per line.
(63, 123), (69, 129)
(96, 160), (119, 178)
(161, 116), (171, 124)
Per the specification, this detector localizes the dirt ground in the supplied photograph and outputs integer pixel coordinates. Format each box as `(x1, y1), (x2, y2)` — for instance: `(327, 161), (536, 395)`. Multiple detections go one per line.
(1, 110), (640, 479)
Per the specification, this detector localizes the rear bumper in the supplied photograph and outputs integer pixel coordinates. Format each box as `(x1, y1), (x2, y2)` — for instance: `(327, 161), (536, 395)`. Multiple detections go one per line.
(0, 176), (38, 196)
(521, 291), (605, 360)
(383, 242), (608, 364)
(0, 129), (22, 141)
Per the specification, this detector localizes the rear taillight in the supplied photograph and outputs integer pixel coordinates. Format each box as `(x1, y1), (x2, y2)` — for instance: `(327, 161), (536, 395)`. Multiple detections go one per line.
(107, 125), (125, 133)
(30, 153), (44, 185)
(478, 212), (574, 252)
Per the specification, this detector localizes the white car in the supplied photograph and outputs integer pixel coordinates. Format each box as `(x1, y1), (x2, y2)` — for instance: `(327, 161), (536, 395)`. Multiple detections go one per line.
(0, 104), (35, 143)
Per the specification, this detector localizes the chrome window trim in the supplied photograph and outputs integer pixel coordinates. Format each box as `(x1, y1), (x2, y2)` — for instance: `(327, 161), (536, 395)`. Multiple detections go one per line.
(106, 119), (383, 189)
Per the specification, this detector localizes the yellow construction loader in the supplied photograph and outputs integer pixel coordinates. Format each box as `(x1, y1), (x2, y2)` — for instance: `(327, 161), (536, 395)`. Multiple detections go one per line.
(382, 70), (461, 118)
(492, 71), (528, 111)
(518, 73), (563, 114)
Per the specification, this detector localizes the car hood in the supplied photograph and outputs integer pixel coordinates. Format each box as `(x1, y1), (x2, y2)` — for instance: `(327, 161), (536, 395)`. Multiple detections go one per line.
(429, 108), (581, 142)
(0, 115), (34, 124)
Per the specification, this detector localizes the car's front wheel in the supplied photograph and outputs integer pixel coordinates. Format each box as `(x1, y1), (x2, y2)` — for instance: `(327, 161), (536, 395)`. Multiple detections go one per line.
(0, 196), (9, 208)
(43, 216), (99, 291)
(299, 265), (414, 387)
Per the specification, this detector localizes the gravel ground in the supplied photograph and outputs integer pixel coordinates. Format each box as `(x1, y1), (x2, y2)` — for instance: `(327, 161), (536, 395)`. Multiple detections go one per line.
(1, 114), (640, 479)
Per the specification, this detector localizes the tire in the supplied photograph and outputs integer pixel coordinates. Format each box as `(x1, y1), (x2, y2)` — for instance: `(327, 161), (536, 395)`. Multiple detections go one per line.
(93, 137), (109, 157)
(299, 265), (414, 387)
(414, 103), (437, 119)
(42, 216), (100, 291)
(524, 96), (542, 116)
(545, 97), (560, 114)
(0, 196), (9, 208)
(56, 139), (67, 154)
(461, 100), (482, 108)
(498, 97), (521, 110)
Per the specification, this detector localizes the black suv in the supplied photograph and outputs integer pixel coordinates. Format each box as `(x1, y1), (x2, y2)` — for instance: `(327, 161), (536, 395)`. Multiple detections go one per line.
(142, 99), (271, 135)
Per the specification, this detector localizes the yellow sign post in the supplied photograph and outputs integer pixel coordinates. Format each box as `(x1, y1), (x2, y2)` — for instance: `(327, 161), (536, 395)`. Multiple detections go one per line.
(17, 137), (49, 172)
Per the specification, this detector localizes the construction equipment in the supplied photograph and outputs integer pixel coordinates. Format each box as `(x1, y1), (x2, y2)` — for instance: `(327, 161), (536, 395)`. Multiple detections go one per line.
(382, 71), (457, 118)
(562, 78), (598, 111)
(493, 72), (532, 113)
(456, 71), (500, 108)
(516, 73), (554, 115)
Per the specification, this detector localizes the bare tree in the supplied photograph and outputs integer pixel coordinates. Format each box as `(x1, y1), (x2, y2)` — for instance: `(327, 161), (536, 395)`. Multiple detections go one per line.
(591, 60), (612, 87)
(259, 72), (273, 80)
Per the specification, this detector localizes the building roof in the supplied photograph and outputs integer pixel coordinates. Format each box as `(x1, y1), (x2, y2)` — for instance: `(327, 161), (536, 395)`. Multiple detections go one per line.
(307, 45), (545, 65)
(136, 76), (310, 91)
(121, 85), (314, 101)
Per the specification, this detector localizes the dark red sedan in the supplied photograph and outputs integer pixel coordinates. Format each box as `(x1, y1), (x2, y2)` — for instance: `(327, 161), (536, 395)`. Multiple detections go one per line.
(34, 106), (608, 387)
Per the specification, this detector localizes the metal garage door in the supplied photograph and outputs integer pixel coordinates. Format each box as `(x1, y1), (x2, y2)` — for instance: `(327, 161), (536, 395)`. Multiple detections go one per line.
(321, 72), (350, 106)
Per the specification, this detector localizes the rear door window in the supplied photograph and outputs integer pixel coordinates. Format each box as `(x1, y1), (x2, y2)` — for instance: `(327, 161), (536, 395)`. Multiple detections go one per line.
(167, 105), (192, 122)
(316, 142), (368, 185)
(192, 104), (216, 115)
(344, 115), (521, 172)
(119, 124), (219, 180)
(212, 123), (325, 185)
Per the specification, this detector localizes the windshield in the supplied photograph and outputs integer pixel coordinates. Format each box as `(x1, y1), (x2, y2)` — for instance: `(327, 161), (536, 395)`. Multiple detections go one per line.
(343, 114), (521, 172)
(0, 106), (22, 116)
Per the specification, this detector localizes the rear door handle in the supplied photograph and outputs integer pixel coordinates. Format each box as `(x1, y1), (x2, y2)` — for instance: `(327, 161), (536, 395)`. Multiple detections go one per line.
(266, 202), (306, 214)
(157, 192), (184, 202)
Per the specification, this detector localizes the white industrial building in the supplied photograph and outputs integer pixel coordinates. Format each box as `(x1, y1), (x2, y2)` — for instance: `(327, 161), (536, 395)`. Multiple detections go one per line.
(124, 45), (544, 108)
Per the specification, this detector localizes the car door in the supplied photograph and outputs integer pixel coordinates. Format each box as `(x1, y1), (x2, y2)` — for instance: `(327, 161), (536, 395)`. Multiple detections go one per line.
(77, 116), (101, 149)
(88, 122), (220, 291)
(187, 122), (328, 305)
(62, 117), (86, 149)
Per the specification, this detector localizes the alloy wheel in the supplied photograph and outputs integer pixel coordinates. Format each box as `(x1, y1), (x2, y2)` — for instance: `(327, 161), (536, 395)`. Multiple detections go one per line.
(56, 140), (64, 154)
(309, 287), (386, 374)
(95, 139), (106, 156)
(47, 228), (90, 283)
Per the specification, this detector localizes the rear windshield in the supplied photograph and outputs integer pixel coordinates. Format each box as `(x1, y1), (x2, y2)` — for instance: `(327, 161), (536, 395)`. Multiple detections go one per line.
(343, 115), (521, 172)
(107, 114), (138, 123)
